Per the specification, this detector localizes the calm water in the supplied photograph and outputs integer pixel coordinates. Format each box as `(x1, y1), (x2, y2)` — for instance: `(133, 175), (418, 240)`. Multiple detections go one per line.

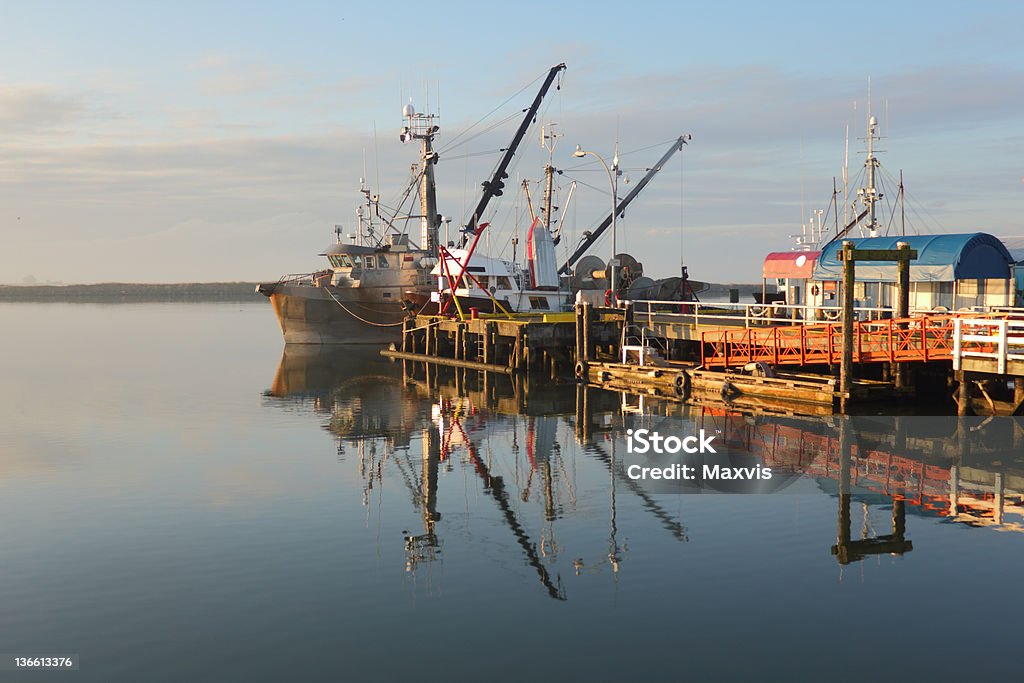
(1, 302), (1021, 682)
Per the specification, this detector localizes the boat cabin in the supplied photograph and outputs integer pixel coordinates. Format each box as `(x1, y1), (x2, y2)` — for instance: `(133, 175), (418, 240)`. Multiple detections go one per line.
(320, 240), (436, 286)
(431, 249), (569, 313)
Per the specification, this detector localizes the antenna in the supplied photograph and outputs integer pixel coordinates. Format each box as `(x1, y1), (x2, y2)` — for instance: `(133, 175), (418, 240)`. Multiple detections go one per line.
(885, 98), (889, 137)
(799, 138), (806, 244)
(843, 124), (849, 229)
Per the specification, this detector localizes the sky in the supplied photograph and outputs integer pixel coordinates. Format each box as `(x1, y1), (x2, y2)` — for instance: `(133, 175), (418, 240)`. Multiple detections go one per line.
(2, 0), (1023, 284)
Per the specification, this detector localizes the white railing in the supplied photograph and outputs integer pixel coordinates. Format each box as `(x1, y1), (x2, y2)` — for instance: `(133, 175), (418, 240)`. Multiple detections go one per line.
(626, 299), (910, 328)
(952, 318), (1024, 374)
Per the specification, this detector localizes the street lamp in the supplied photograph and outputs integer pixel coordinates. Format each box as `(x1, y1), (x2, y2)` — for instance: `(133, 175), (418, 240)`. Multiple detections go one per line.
(574, 144), (620, 303)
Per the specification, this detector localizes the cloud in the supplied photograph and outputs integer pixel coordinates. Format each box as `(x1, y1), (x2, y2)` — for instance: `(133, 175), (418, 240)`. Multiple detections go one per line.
(0, 84), (87, 134)
(3, 59), (1023, 284)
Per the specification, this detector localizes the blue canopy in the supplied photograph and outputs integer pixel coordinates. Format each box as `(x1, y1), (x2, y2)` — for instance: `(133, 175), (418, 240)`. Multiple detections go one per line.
(811, 233), (1012, 282)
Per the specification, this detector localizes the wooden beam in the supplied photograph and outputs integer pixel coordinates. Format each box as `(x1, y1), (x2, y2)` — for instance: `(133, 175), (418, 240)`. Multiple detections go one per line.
(839, 248), (918, 261)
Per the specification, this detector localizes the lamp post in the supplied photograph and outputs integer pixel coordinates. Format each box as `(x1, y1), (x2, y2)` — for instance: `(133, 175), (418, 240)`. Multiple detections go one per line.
(574, 144), (619, 303)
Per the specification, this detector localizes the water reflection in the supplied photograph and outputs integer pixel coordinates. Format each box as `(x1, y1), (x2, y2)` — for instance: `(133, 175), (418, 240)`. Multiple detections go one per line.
(265, 348), (1024, 597)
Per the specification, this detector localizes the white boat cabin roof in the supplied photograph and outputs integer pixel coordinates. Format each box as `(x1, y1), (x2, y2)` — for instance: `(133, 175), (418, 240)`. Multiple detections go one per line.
(430, 249), (515, 278)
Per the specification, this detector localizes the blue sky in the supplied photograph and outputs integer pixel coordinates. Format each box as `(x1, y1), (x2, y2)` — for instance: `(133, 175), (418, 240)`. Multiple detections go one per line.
(2, 1), (1023, 283)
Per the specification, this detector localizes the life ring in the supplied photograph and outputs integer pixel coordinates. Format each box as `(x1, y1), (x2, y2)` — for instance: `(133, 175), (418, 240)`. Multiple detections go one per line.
(604, 289), (614, 307)
(673, 371), (691, 400)
(810, 284), (820, 296)
(574, 361), (588, 378)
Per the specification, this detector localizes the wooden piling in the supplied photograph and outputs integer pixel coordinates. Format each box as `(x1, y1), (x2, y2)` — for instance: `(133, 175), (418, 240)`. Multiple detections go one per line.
(840, 241), (855, 411)
(483, 321), (495, 366)
(957, 371), (972, 416)
(895, 241), (911, 391)
(574, 304), (584, 366)
(582, 303), (593, 362)
(514, 327), (524, 371)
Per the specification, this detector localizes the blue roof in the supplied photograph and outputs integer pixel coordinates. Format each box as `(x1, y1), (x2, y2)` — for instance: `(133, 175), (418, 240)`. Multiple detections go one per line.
(812, 233), (1013, 282)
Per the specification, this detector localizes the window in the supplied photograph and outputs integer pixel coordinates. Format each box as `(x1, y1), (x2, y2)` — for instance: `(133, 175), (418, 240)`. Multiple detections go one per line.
(377, 254), (389, 268)
(351, 255), (362, 267)
(364, 256), (376, 269)
(338, 255), (353, 267)
(528, 296), (550, 310)
(957, 279), (979, 296)
(496, 276), (512, 289)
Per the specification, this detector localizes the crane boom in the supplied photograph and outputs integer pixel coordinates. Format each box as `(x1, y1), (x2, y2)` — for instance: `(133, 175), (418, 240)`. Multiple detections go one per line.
(462, 63), (566, 242)
(559, 135), (689, 275)
(820, 208), (870, 250)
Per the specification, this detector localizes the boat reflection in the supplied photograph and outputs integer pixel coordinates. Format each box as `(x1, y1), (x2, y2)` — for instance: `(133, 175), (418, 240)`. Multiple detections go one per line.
(265, 348), (1024, 597)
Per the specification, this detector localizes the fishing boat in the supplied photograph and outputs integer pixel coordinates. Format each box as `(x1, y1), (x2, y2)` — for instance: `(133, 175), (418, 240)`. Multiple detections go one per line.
(256, 64), (567, 343)
(254, 102), (443, 344)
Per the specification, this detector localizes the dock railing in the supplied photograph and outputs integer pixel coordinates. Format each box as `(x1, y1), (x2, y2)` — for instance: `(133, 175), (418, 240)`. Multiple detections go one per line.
(953, 318), (1024, 374)
(626, 299), (904, 329)
(627, 299), (1024, 330)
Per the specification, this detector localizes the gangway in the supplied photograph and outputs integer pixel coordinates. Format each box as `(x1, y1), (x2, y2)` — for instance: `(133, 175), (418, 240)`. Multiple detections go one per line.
(699, 313), (1024, 376)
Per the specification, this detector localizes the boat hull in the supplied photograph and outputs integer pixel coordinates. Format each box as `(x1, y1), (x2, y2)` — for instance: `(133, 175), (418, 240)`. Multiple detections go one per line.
(261, 283), (408, 344)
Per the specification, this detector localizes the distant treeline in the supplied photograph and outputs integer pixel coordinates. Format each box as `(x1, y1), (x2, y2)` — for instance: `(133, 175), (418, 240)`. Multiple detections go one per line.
(0, 282), (266, 303)
(0, 281), (765, 304)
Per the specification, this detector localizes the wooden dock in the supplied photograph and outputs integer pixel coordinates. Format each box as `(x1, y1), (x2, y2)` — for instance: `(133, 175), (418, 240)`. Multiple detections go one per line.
(382, 298), (1024, 417)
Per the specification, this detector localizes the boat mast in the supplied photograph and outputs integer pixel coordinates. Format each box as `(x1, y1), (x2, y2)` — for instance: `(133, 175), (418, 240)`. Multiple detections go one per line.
(401, 101), (441, 251)
(542, 163), (555, 232)
(541, 123), (559, 232)
(859, 107), (882, 237)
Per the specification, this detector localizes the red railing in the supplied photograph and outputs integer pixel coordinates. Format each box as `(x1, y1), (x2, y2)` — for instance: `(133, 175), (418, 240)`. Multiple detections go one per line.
(700, 315), (965, 368)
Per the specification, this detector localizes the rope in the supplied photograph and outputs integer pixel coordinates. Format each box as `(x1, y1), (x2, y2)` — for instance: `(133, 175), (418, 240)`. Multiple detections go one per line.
(322, 286), (406, 327)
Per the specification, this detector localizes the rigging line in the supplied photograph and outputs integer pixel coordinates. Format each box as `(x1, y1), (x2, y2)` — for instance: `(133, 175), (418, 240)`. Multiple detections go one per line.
(558, 174), (612, 196)
(679, 145), (684, 266)
(878, 165), (946, 233)
(321, 287), (406, 327)
(438, 111), (523, 155)
(618, 138), (680, 158)
(466, 118), (541, 230)
(380, 176), (418, 221)
(443, 149), (504, 162)
(436, 70), (544, 153)
(374, 122), (381, 212)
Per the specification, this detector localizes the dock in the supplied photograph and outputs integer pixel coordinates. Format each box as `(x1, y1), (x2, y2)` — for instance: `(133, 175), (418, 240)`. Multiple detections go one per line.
(382, 295), (1024, 417)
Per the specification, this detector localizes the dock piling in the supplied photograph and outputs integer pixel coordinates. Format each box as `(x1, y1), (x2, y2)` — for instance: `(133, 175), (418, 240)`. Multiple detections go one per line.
(840, 242), (855, 410)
